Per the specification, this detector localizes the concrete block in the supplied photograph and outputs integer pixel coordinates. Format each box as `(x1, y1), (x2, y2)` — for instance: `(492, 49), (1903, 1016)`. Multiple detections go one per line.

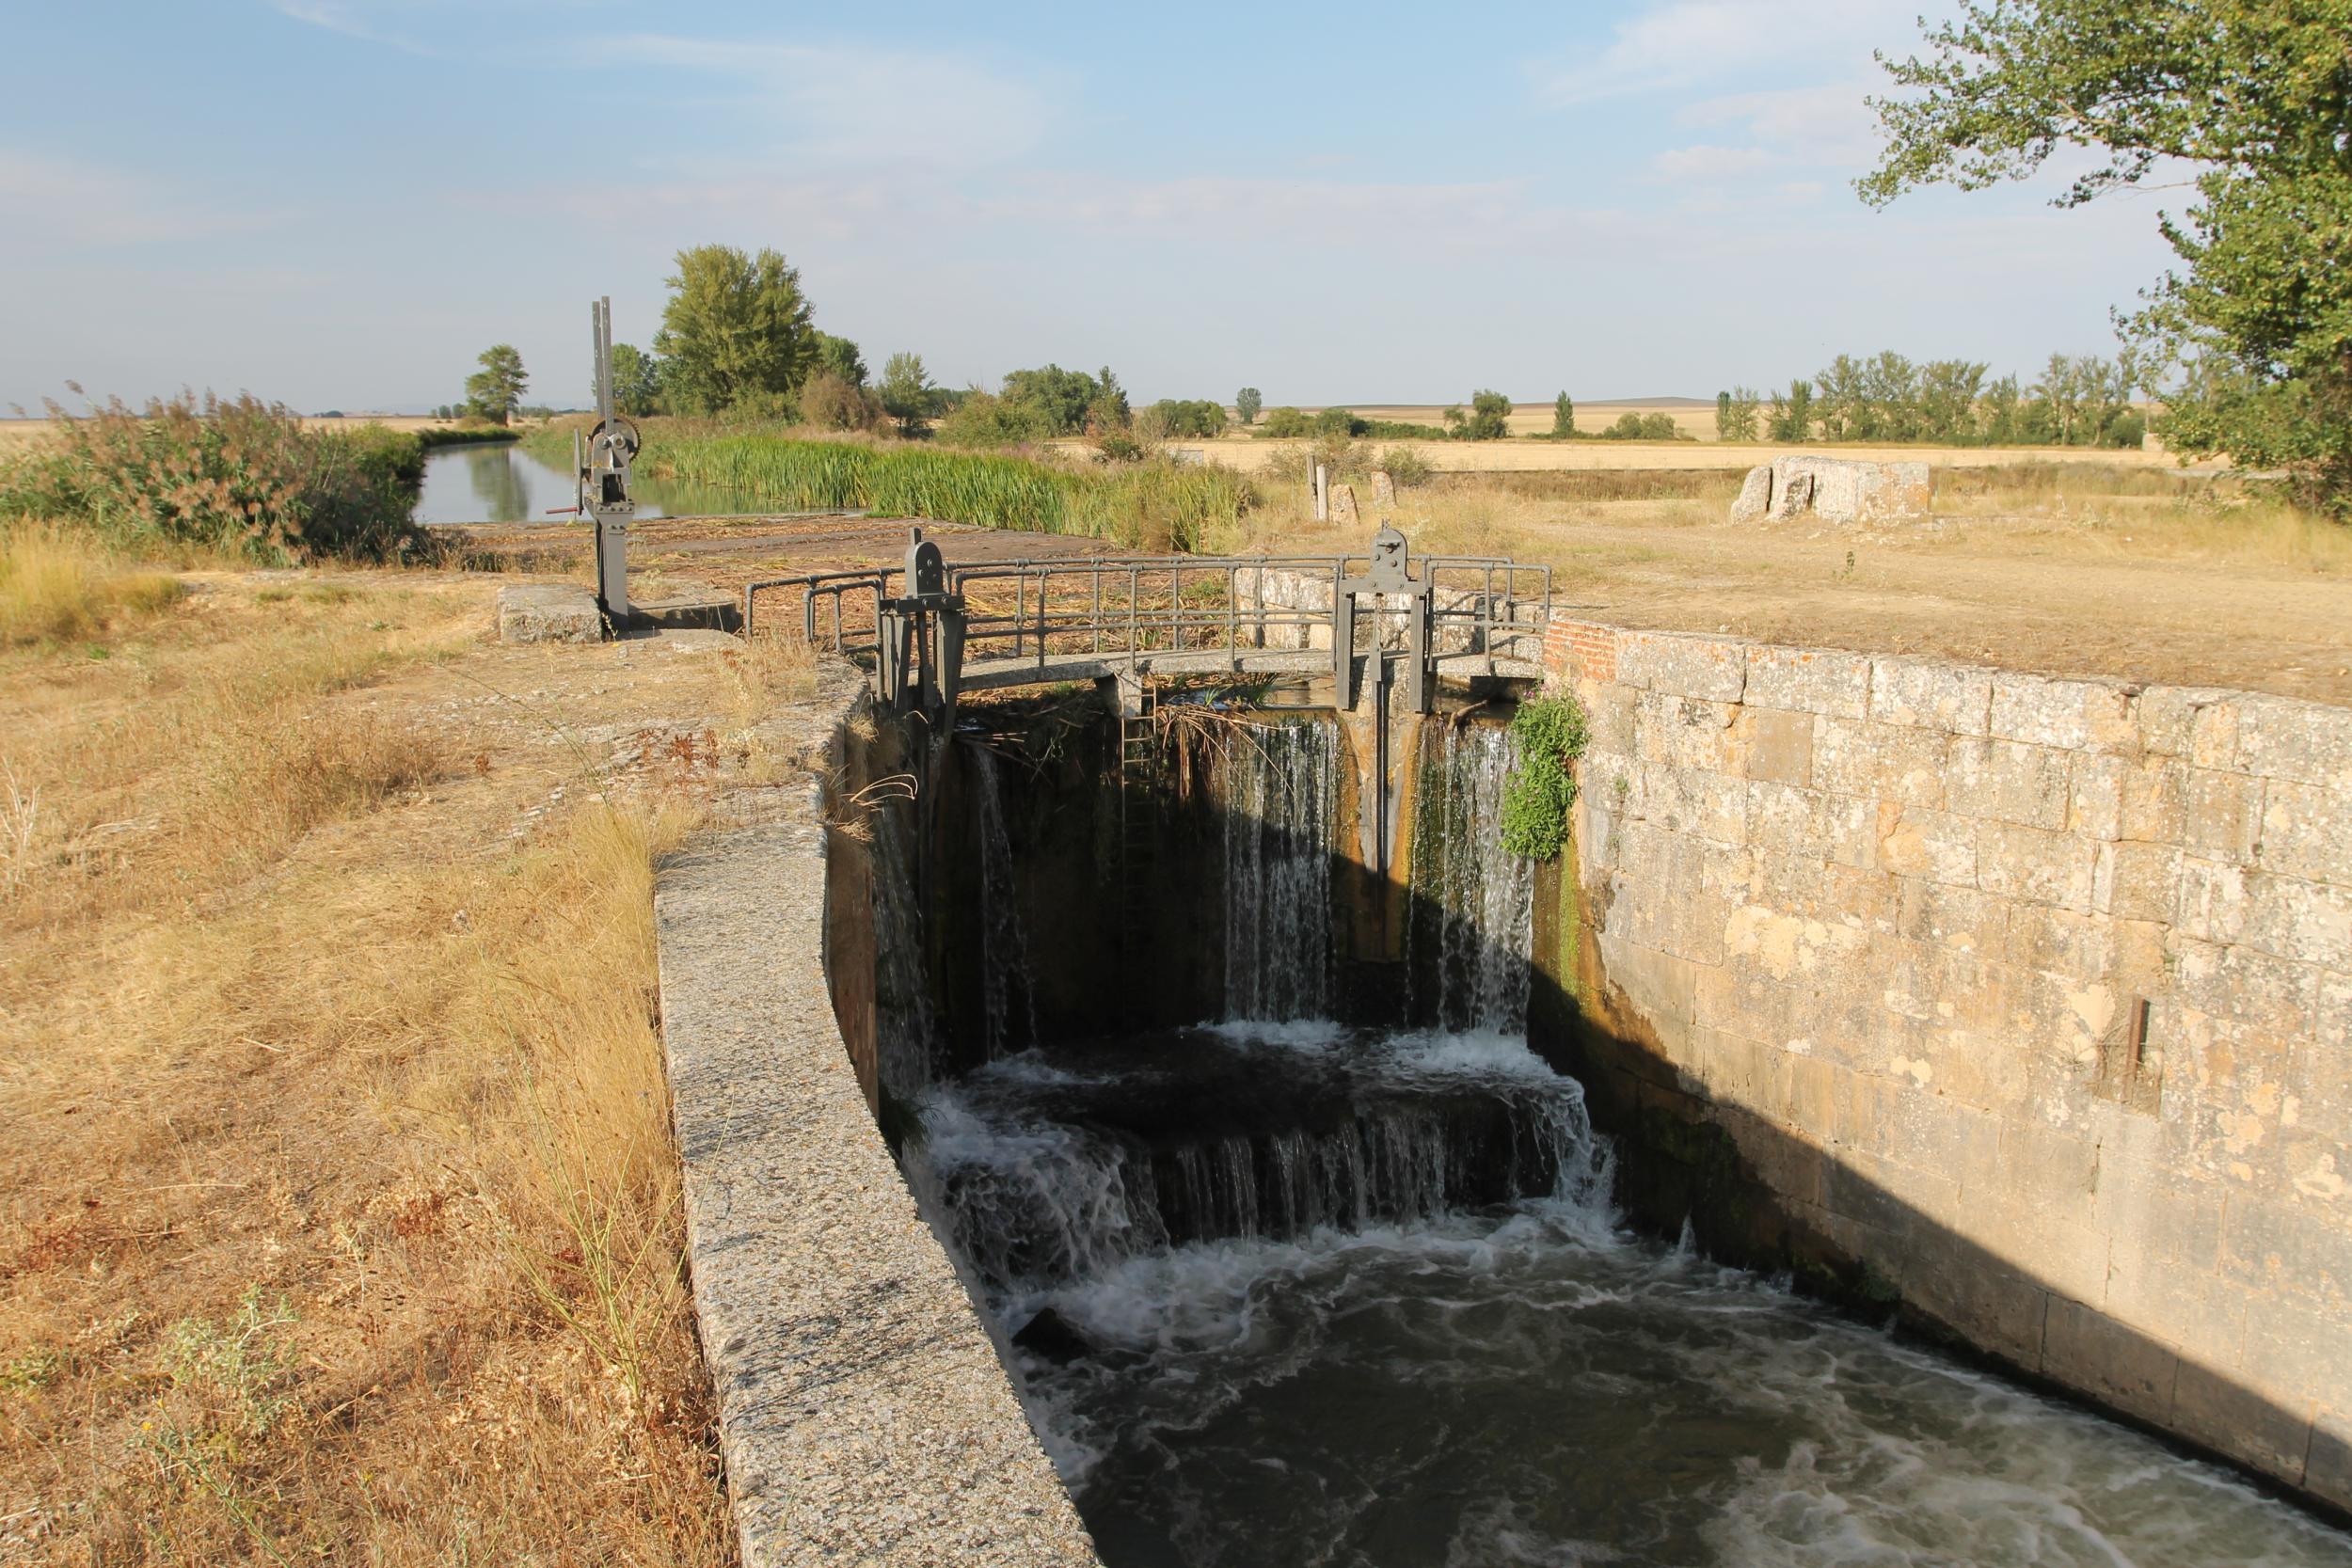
(1743, 779), (1820, 850)
(1729, 465), (1772, 523)
(2008, 903), (2118, 977)
(2221, 1193), (2352, 1308)
(1977, 820), (2100, 911)
(2191, 699), (2243, 770)
(2170, 936), (2319, 1037)
(1878, 804), (1979, 888)
(2042, 1296), (2179, 1425)
(1871, 657), (1993, 735)
(1644, 765), (1749, 847)
(1695, 963), (1815, 1055)
(1770, 455), (1932, 523)
(2237, 872), (2352, 971)
(2169, 1359), (2314, 1481)
(2310, 1408), (2352, 1510)
(1635, 692), (1744, 773)
(2238, 1298), (2350, 1428)
(1898, 1228), (2053, 1372)
(1947, 737), (2072, 830)
(1898, 878), (2011, 956)
(2233, 692), (2352, 791)
(2138, 686), (2236, 760)
(496, 582), (604, 643)
(2106, 1227), (2247, 1344)
(2175, 856), (2249, 944)
(1740, 708), (1815, 787)
(2259, 779), (2352, 885)
(1990, 675), (2138, 753)
(1584, 685), (1640, 757)
(1784, 1053), (1843, 1143)
(1744, 646), (1871, 720)
(2070, 752), (2184, 843)
(1820, 796), (1880, 872)
(1616, 630), (1748, 704)
(1595, 933), (1700, 1030)
(2093, 840), (2182, 923)
(2185, 768), (2267, 864)
(1815, 719), (1947, 808)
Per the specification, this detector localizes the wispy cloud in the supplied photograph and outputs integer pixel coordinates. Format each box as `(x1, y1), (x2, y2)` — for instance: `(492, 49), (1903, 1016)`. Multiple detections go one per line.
(1535, 0), (1899, 104)
(268, 0), (437, 54)
(619, 37), (1053, 167)
(0, 150), (281, 252)
(1650, 144), (1777, 183)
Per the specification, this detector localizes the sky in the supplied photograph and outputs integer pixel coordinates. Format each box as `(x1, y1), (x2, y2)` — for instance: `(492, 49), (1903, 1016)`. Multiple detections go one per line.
(0, 1), (2183, 413)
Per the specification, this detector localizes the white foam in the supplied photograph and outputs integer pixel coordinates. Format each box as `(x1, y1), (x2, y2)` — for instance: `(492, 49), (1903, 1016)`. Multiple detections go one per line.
(1204, 1017), (1348, 1053)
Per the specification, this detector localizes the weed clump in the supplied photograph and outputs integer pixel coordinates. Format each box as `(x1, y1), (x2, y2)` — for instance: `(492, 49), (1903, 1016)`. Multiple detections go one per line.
(1502, 694), (1589, 861)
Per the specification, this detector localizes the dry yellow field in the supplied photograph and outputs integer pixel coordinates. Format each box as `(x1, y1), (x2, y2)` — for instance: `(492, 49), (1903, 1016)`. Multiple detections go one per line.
(1073, 434), (2186, 475)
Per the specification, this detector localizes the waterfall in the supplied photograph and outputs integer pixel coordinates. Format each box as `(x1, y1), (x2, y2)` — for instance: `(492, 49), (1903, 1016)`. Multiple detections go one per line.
(868, 788), (941, 1101)
(1410, 721), (1535, 1035)
(1219, 719), (1339, 1022)
(905, 1037), (1611, 1295)
(970, 745), (1040, 1060)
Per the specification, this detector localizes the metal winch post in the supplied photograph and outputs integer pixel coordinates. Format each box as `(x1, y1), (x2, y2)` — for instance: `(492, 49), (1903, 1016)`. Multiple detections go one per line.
(874, 529), (967, 721)
(581, 296), (639, 626)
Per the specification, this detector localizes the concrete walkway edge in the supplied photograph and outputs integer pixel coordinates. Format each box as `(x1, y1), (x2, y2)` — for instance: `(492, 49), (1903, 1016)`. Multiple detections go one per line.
(655, 707), (1100, 1566)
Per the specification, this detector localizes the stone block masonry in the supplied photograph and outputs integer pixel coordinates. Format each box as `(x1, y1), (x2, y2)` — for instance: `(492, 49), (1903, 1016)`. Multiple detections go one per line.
(1546, 618), (2352, 1512)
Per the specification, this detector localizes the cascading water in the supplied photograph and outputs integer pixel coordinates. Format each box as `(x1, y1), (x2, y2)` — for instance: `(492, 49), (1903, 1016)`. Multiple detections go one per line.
(971, 743), (1041, 1060)
(1410, 721), (1534, 1034)
(895, 705), (2352, 1568)
(1219, 720), (1338, 1022)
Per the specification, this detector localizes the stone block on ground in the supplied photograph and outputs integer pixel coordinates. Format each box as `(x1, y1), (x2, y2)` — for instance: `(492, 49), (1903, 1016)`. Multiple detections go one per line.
(497, 582), (603, 644)
(1730, 465), (1772, 523)
(1372, 469), (1396, 508)
(1767, 455), (1932, 524)
(1329, 483), (1360, 528)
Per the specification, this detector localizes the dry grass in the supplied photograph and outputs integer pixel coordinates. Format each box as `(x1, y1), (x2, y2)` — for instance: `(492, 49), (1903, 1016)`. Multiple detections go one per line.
(1244, 465), (2352, 705)
(0, 527), (186, 649)
(0, 572), (736, 1563)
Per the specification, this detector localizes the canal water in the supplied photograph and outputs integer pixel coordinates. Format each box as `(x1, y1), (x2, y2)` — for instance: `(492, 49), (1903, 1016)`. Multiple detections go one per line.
(898, 722), (2352, 1568)
(409, 442), (758, 526)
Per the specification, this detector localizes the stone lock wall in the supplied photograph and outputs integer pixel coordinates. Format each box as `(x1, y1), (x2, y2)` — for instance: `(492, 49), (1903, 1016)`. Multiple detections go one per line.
(1542, 618), (2352, 1509)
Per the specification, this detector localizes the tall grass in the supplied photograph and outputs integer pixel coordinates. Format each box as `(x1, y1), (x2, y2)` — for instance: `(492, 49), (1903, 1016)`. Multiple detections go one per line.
(0, 393), (429, 562)
(633, 433), (1257, 551)
(0, 524), (184, 646)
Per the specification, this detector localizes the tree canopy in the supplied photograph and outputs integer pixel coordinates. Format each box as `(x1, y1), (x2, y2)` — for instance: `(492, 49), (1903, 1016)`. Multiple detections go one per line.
(464, 344), (527, 426)
(603, 343), (660, 415)
(1861, 0), (2352, 510)
(652, 245), (817, 416)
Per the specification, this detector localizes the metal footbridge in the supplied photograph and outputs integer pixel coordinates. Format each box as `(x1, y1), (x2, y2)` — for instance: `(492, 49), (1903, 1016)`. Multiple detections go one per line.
(745, 524), (1552, 719)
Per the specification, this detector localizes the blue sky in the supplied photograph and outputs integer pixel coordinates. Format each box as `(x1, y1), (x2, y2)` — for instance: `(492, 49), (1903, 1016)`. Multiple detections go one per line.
(1, 1), (2177, 413)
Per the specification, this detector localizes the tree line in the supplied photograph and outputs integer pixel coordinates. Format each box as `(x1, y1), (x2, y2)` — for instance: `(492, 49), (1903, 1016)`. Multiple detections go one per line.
(1712, 351), (2148, 449)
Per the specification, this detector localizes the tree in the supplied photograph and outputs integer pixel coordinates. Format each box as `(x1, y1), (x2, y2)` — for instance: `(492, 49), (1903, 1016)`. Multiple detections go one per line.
(1453, 389), (1513, 441)
(814, 331), (867, 388)
(879, 351), (939, 436)
(1235, 387), (1263, 427)
(1768, 380), (1815, 442)
(1552, 391), (1576, 437)
(604, 343), (661, 415)
(801, 372), (882, 431)
(1861, 0), (2352, 512)
(653, 245), (818, 415)
(464, 344), (527, 426)
(1000, 365), (1104, 436)
(1717, 387), (1761, 443)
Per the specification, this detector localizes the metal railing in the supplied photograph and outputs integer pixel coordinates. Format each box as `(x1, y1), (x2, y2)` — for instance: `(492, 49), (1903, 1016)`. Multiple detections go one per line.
(744, 547), (1551, 679)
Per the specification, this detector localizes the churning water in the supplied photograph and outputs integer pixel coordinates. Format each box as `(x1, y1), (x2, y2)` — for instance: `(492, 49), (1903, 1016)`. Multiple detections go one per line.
(902, 720), (2352, 1567)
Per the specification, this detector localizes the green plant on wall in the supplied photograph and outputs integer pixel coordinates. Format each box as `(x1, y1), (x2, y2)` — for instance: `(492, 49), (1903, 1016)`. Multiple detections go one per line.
(1502, 694), (1589, 861)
